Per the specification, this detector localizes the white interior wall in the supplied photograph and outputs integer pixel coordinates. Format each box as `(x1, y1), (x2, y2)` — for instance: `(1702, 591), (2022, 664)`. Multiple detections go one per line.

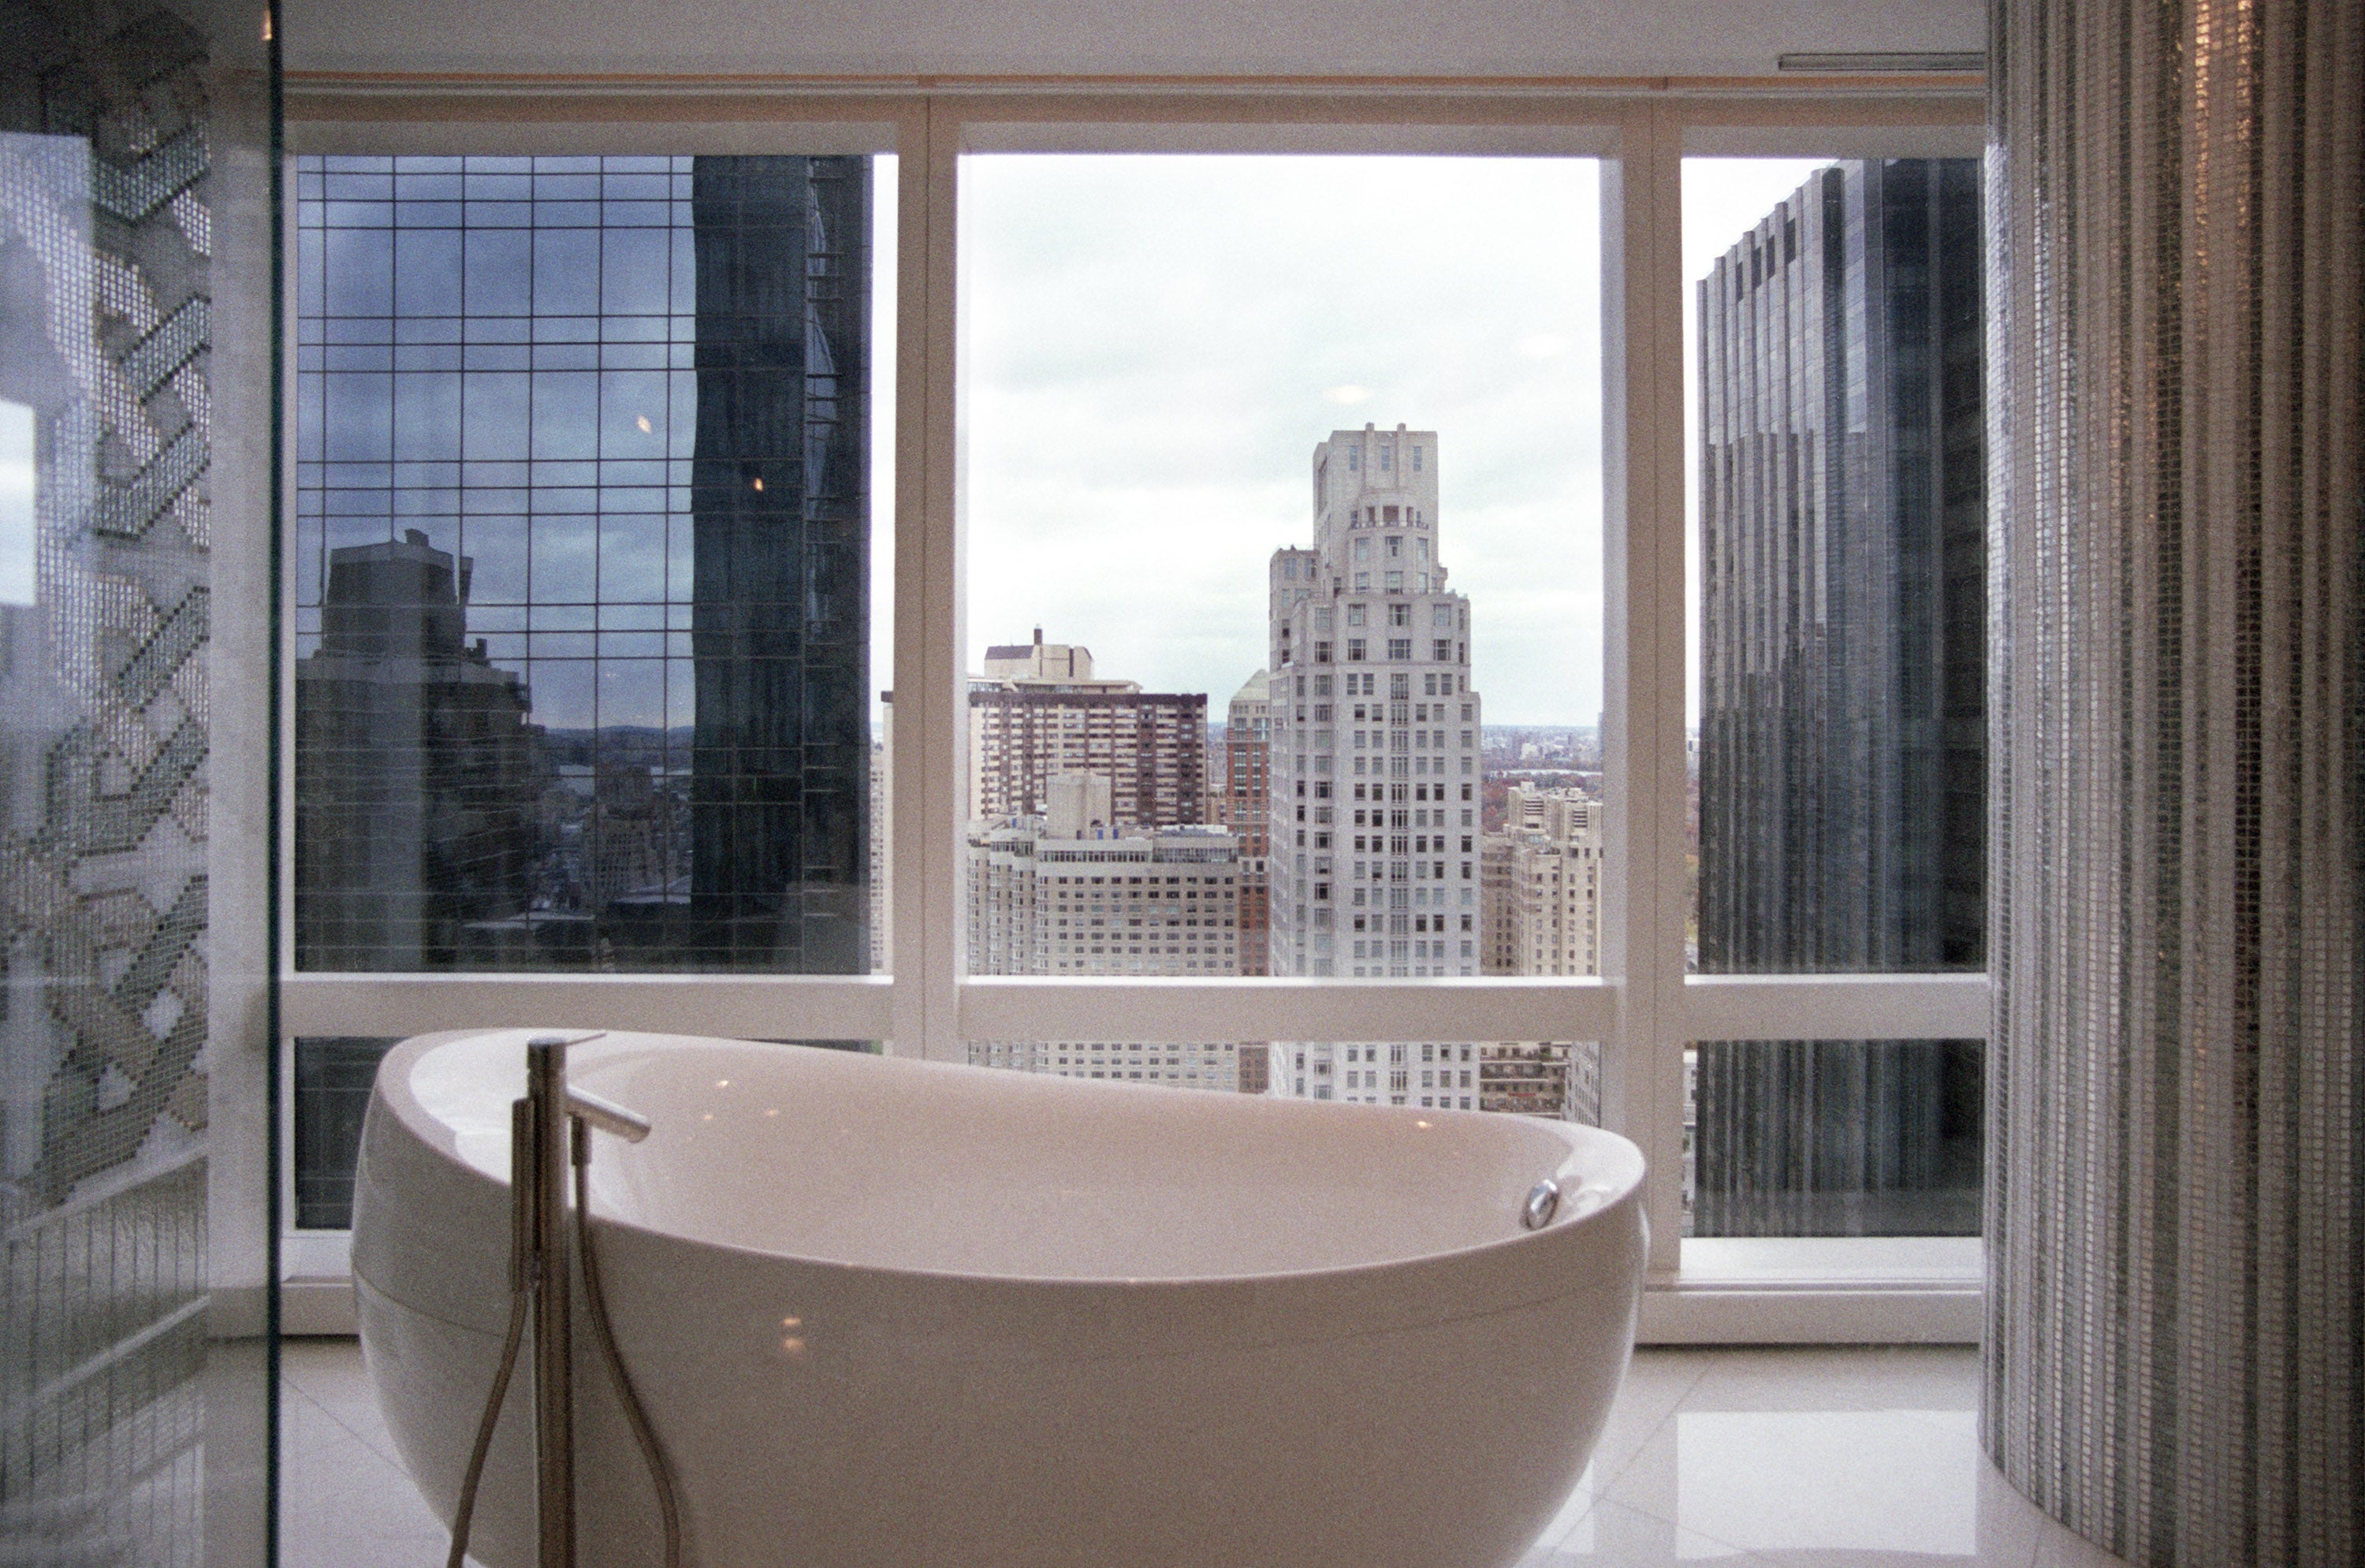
(263, 0), (1983, 80)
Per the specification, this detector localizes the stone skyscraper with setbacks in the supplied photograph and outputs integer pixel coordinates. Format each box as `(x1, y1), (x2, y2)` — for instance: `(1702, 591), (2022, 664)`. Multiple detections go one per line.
(1267, 426), (1484, 1109)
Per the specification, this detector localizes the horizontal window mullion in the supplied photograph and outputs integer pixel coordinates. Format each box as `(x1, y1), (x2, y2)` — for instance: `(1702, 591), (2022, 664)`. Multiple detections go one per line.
(1677, 974), (1990, 1042)
(957, 978), (1616, 1045)
(282, 973), (895, 1043)
(279, 110), (911, 158)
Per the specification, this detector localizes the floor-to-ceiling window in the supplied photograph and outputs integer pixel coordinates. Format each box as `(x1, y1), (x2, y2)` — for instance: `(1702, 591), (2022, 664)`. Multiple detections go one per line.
(274, 91), (1989, 1353)
(1685, 153), (1987, 1240)
(956, 149), (1607, 1112)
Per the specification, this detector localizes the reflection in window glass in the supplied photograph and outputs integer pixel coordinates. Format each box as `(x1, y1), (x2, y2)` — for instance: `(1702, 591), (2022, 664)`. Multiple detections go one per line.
(292, 155), (882, 973)
(292, 1037), (400, 1229)
(1684, 158), (1986, 1236)
(1684, 1039), (1983, 1237)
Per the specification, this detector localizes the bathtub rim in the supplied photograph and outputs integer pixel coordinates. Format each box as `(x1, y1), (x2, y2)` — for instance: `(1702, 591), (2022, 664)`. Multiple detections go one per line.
(363, 1026), (1648, 1297)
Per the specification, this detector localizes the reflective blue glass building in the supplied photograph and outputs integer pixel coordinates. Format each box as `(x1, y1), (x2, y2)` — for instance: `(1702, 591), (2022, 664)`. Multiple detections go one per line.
(1693, 158), (1987, 1236)
(291, 153), (873, 976)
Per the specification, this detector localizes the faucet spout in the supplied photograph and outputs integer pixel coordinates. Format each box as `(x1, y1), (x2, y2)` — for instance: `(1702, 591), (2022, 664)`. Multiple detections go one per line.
(519, 1033), (652, 1141)
(568, 1085), (652, 1143)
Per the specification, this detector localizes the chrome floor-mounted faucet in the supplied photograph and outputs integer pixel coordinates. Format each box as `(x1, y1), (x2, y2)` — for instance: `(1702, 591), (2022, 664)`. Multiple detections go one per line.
(445, 1034), (680, 1568)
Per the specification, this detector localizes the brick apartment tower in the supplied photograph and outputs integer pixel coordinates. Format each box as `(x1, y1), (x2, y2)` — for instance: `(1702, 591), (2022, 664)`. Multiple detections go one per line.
(966, 631), (1207, 830)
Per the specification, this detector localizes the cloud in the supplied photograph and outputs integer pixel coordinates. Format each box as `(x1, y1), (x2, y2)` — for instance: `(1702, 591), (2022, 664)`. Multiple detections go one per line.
(959, 154), (1606, 725)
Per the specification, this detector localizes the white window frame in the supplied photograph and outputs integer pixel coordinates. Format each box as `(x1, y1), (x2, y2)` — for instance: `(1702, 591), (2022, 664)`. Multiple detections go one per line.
(268, 80), (1988, 1343)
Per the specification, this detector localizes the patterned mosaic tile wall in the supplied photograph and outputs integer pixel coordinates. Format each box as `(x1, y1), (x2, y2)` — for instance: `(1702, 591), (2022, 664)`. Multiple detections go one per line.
(1985, 0), (2363, 1562)
(0, 3), (212, 1562)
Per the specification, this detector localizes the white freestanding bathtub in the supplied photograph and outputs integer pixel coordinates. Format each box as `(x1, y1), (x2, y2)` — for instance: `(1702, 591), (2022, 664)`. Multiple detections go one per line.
(352, 1030), (1648, 1568)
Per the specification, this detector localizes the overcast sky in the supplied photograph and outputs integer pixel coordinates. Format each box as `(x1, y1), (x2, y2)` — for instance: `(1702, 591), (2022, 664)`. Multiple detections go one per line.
(954, 155), (1601, 728)
(871, 154), (1836, 729)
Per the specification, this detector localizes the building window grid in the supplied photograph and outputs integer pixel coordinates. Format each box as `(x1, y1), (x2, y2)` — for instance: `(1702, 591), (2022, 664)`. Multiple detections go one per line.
(292, 151), (873, 976)
(295, 158), (703, 669)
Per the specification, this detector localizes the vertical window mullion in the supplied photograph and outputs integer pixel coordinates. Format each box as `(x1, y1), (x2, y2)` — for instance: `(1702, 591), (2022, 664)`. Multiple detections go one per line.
(1599, 102), (1691, 1279)
(902, 101), (965, 1060)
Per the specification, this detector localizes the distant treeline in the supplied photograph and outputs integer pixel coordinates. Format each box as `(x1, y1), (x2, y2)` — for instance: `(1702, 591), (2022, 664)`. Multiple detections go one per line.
(534, 726), (696, 769)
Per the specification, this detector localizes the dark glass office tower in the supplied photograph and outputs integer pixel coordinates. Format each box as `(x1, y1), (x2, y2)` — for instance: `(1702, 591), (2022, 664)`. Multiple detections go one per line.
(292, 154), (872, 976)
(289, 153), (873, 1220)
(1693, 159), (1986, 1235)
(681, 156), (870, 971)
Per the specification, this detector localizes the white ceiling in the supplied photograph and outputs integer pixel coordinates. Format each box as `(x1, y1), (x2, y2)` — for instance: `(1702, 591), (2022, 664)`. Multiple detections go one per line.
(261, 0), (1984, 82)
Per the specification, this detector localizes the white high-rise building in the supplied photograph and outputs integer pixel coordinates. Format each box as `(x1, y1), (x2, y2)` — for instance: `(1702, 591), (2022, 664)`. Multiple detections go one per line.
(1264, 426), (1484, 1111)
(1268, 423), (1480, 982)
(963, 771), (1247, 1090)
(965, 773), (1242, 978)
(1486, 784), (1605, 978)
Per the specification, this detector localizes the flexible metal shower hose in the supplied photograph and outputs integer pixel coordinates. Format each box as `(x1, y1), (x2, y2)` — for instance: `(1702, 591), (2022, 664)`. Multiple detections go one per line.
(573, 1149), (685, 1567)
(445, 1280), (529, 1568)
(442, 1115), (684, 1568)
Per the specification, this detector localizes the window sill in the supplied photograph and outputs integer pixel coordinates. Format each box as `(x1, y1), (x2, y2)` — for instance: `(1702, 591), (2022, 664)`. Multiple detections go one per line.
(1639, 1236), (1983, 1344)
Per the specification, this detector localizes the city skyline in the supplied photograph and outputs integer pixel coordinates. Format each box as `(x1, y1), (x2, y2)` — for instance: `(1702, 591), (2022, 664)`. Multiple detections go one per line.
(963, 155), (1603, 726)
(959, 153), (1843, 728)
(292, 154), (1828, 738)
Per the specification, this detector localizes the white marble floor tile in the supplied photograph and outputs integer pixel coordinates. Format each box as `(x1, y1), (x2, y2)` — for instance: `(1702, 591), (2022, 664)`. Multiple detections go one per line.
(1515, 1458), (1605, 1564)
(1514, 1350), (1714, 1566)
(2028, 1521), (2137, 1568)
(283, 1338), (410, 1469)
(275, 1339), (2133, 1568)
(1554, 1492), (1786, 1564)
(1600, 1410), (2004, 1563)
(1676, 1346), (1983, 1415)
(283, 1336), (382, 1411)
(279, 1377), (460, 1568)
(1588, 1347), (2131, 1568)
(1593, 1350), (1717, 1481)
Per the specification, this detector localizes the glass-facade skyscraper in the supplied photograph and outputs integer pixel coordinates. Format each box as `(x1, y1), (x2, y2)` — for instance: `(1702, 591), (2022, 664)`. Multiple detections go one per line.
(292, 153), (871, 976)
(289, 152), (873, 1225)
(1693, 159), (1986, 1235)
(680, 156), (871, 971)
